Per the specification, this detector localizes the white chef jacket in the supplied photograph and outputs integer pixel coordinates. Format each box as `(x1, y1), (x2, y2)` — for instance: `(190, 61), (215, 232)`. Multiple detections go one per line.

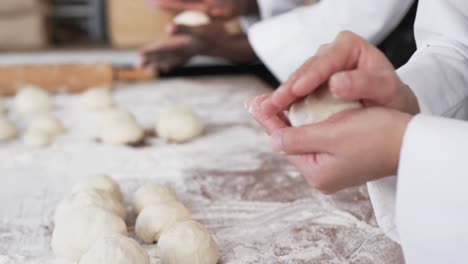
(366, 0), (468, 258)
(245, 0), (415, 81)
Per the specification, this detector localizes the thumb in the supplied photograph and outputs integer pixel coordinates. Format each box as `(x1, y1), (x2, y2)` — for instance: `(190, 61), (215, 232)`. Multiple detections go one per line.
(329, 70), (398, 106)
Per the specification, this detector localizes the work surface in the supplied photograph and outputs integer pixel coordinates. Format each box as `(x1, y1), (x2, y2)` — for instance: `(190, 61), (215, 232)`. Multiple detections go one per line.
(0, 76), (403, 263)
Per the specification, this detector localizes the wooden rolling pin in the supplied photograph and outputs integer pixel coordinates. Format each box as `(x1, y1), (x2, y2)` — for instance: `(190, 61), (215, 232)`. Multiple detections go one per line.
(0, 63), (157, 95)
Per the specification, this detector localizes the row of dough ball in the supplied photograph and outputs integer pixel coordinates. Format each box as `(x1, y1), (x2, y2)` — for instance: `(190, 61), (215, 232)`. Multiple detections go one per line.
(133, 183), (220, 264)
(83, 87), (205, 144)
(0, 87), (65, 147)
(52, 175), (150, 264)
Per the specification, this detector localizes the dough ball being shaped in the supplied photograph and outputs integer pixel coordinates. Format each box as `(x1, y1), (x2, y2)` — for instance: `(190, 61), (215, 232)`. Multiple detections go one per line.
(72, 175), (123, 202)
(132, 183), (177, 215)
(135, 201), (191, 243)
(14, 86), (53, 115)
(0, 117), (18, 141)
(157, 220), (220, 264)
(29, 114), (65, 136)
(51, 207), (128, 262)
(173, 11), (211, 26)
(54, 189), (126, 223)
(99, 108), (144, 145)
(82, 87), (114, 111)
(289, 85), (362, 127)
(79, 234), (149, 264)
(156, 106), (204, 142)
(23, 128), (54, 148)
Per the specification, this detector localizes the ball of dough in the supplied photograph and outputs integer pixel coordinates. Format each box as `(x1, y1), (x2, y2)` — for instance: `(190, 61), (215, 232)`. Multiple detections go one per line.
(288, 85), (362, 127)
(157, 220), (220, 264)
(0, 117), (18, 141)
(54, 189), (126, 223)
(14, 86), (53, 115)
(51, 207), (128, 262)
(0, 98), (6, 115)
(29, 114), (65, 136)
(82, 87), (114, 111)
(79, 234), (149, 264)
(156, 106), (204, 142)
(132, 183), (177, 215)
(99, 108), (144, 145)
(135, 201), (191, 243)
(22, 128), (54, 148)
(72, 175), (123, 202)
(173, 11), (211, 26)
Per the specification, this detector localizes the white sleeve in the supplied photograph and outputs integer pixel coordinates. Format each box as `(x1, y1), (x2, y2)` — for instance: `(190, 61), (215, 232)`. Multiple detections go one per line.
(396, 115), (468, 263)
(368, 0), (468, 244)
(248, 0), (414, 81)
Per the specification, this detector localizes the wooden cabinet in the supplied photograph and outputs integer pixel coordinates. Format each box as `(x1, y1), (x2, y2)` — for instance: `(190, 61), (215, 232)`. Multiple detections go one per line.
(107, 0), (175, 48)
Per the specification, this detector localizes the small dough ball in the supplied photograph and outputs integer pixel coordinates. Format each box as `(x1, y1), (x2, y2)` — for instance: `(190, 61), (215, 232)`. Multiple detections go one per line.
(51, 207), (128, 262)
(0, 97), (6, 115)
(288, 85), (362, 127)
(99, 108), (144, 145)
(158, 220), (220, 264)
(135, 201), (191, 243)
(23, 128), (54, 148)
(156, 106), (204, 142)
(72, 175), (123, 202)
(0, 117), (18, 141)
(132, 183), (177, 215)
(29, 114), (65, 136)
(14, 86), (53, 115)
(79, 234), (149, 264)
(173, 11), (211, 26)
(82, 87), (114, 111)
(54, 189), (126, 223)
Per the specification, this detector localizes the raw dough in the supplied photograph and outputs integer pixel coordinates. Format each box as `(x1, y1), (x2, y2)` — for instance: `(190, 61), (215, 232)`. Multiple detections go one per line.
(99, 108), (144, 145)
(54, 189), (126, 223)
(157, 220), (220, 264)
(288, 85), (362, 127)
(132, 183), (177, 215)
(0, 117), (18, 141)
(156, 106), (204, 142)
(0, 97), (6, 115)
(14, 85), (54, 115)
(71, 175), (123, 202)
(79, 234), (149, 264)
(51, 207), (128, 262)
(82, 87), (114, 111)
(135, 201), (191, 243)
(29, 114), (65, 136)
(173, 11), (211, 26)
(22, 128), (54, 148)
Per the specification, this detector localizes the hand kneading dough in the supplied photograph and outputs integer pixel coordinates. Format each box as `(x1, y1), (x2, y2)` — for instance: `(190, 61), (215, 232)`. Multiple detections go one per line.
(71, 175), (123, 202)
(158, 220), (220, 264)
(135, 201), (191, 243)
(82, 87), (114, 110)
(173, 11), (211, 26)
(29, 114), (65, 136)
(132, 183), (177, 215)
(156, 106), (204, 142)
(23, 128), (54, 147)
(288, 85), (362, 127)
(54, 189), (126, 223)
(14, 86), (53, 115)
(0, 117), (18, 141)
(79, 234), (149, 264)
(51, 207), (128, 262)
(99, 108), (144, 145)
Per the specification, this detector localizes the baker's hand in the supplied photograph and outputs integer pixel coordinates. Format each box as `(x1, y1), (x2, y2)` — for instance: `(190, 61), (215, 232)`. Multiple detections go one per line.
(259, 31), (421, 118)
(246, 96), (412, 193)
(149, 0), (257, 19)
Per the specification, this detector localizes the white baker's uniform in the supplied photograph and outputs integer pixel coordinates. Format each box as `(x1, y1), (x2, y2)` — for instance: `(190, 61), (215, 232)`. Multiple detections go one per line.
(243, 0), (415, 81)
(366, 0), (468, 262)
